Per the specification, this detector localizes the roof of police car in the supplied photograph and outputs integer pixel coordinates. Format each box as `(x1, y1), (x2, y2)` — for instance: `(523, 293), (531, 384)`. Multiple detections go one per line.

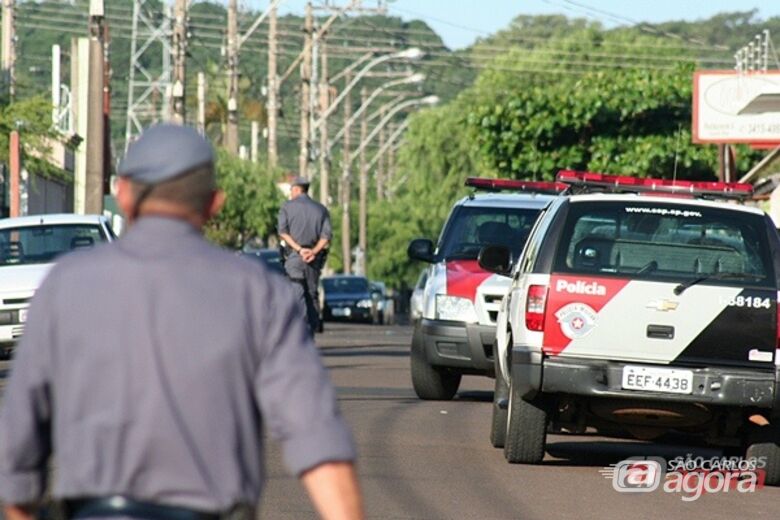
(0, 213), (109, 229)
(567, 192), (766, 216)
(456, 192), (558, 209)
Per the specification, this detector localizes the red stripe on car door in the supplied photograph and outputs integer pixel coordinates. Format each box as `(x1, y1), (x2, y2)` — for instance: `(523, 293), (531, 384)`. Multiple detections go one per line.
(543, 275), (631, 355)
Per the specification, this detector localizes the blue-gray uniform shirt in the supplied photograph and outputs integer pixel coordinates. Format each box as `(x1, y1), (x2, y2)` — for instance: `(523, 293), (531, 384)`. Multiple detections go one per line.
(0, 216), (355, 510)
(277, 194), (331, 277)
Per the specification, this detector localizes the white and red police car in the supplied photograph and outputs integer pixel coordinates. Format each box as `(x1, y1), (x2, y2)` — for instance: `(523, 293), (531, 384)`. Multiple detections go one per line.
(407, 177), (565, 400)
(483, 171), (780, 485)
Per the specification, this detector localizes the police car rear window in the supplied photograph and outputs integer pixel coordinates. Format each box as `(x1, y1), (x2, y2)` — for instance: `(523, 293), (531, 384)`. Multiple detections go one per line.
(552, 201), (774, 287)
(438, 206), (540, 261)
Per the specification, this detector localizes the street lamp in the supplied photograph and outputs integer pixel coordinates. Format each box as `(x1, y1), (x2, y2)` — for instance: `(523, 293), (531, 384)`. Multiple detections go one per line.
(366, 119), (410, 173)
(327, 73), (425, 152)
(350, 95), (439, 161)
(340, 94), (439, 274)
(317, 47), (424, 125)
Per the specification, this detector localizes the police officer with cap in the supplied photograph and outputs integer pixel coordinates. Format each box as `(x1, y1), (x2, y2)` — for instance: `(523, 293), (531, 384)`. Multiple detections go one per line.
(278, 176), (331, 334)
(0, 124), (363, 520)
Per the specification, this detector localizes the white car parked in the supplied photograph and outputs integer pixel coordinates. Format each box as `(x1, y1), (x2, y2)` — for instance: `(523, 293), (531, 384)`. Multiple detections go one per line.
(0, 214), (115, 358)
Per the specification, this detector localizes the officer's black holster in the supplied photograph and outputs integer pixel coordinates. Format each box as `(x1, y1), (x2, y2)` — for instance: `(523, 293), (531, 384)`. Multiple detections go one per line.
(61, 496), (254, 520)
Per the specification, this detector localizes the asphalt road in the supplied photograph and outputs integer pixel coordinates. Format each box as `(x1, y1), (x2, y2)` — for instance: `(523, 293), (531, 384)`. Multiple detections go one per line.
(259, 322), (780, 520)
(1, 324), (778, 519)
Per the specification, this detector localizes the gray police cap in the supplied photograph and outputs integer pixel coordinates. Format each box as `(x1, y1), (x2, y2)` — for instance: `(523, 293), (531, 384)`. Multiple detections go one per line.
(118, 124), (214, 184)
(291, 176), (311, 187)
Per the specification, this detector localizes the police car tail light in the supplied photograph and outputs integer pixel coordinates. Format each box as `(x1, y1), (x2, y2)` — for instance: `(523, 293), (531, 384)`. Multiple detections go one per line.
(556, 170), (753, 200)
(465, 177), (567, 195)
(776, 303), (780, 349)
(525, 285), (548, 331)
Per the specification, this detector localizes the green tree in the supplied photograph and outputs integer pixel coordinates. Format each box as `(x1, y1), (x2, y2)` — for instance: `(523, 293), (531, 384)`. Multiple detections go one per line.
(470, 64), (759, 180)
(0, 96), (68, 180)
(205, 150), (283, 249)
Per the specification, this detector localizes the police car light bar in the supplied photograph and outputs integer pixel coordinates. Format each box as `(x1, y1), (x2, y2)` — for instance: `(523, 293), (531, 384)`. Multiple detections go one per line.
(556, 170), (754, 200)
(465, 177), (567, 195)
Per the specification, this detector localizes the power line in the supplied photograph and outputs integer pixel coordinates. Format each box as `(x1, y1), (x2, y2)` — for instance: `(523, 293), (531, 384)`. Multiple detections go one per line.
(550, 0), (729, 50)
(386, 5), (490, 37)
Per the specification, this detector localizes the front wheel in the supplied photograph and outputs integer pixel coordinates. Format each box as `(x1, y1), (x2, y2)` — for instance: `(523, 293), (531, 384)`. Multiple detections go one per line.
(410, 327), (461, 400)
(490, 349), (509, 448)
(504, 379), (548, 464)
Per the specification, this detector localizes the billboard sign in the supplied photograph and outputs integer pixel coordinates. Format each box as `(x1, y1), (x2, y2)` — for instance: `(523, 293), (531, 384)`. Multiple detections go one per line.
(693, 71), (780, 144)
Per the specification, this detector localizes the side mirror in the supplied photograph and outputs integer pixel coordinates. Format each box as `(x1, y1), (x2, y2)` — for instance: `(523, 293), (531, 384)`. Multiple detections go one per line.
(408, 238), (435, 263)
(478, 245), (512, 276)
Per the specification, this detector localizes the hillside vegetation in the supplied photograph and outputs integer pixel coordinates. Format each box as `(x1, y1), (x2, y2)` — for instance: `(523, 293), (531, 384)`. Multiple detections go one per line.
(7, 5), (780, 286)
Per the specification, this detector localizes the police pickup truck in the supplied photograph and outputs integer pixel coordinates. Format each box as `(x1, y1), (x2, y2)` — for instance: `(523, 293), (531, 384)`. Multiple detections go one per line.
(482, 171), (780, 485)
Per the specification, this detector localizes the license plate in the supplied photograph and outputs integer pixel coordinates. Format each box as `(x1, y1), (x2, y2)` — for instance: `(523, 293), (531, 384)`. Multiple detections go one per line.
(332, 307), (351, 317)
(18, 309), (27, 323)
(622, 365), (693, 395)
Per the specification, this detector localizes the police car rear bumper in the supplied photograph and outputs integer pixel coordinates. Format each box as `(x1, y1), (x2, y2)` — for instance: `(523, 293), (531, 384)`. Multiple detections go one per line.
(511, 348), (779, 411)
(420, 318), (495, 375)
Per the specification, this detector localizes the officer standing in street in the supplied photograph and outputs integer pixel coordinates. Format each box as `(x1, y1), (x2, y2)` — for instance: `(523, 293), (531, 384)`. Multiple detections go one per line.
(0, 125), (363, 520)
(278, 176), (331, 334)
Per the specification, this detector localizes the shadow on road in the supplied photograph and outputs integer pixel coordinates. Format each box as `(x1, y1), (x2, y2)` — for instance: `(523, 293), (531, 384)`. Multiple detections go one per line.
(545, 439), (720, 467)
(454, 390), (492, 403)
(321, 347), (409, 358)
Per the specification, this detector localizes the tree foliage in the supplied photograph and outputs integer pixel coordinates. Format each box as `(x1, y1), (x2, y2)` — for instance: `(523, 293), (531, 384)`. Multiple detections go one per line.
(471, 65), (723, 180)
(0, 96), (68, 180)
(366, 16), (769, 288)
(205, 150), (283, 249)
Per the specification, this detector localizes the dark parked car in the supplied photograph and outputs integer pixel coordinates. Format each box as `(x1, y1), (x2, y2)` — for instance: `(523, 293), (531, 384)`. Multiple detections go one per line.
(240, 248), (285, 276)
(321, 275), (374, 323)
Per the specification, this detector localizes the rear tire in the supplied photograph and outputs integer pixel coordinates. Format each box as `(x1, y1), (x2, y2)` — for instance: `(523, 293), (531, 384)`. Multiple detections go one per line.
(504, 379), (547, 464)
(490, 350), (509, 448)
(410, 327), (461, 400)
(746, 425), (780, 486)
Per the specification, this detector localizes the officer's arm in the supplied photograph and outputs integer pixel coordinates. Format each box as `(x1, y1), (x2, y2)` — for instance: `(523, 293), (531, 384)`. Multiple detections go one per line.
(0, 280), (55, 509)
(311, 210), (332, 256)
(3, 504), (35, 520)
(252, 275), (361, 518)
(310, 237), (329, 257)
(279, 232), (304, 254)
(301, 462), (362, 520)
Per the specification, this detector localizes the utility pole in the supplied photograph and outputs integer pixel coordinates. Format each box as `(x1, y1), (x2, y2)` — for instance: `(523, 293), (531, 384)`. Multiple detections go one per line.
(299, 2), (313, 176)
(387, 122), (396, 188)
(1, 0), (15, 99)
(376, 105), (386, 200)
(251, 120), (259, 163)
(171, 0), (188, 124)
(197, 71), (205, 133)
(225, 0), (239, 153)
(267, 2), (278, 167)
(86, 0), (105, 214)
(52, 44), (61, 126)
(9, 130), (19, 217)
(318, 37), (329, 204)
(358, 87), (368, 276)
(340, 71), (352, 274)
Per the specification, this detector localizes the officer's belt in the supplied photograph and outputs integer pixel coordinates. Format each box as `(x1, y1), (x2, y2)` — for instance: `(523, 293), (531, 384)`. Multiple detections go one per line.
(63, 496), (251, 520)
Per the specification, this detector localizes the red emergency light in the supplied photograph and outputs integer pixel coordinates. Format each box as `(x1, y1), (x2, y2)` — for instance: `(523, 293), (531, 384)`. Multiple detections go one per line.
(556, 170), (754, 200)
(465, 177), (567, 195)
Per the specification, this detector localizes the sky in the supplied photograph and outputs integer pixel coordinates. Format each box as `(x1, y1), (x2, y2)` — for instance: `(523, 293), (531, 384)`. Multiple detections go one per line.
(243, 0), (780, 50)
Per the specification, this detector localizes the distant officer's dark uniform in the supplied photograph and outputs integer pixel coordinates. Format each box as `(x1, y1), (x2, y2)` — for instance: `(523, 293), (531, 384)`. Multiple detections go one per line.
(278, 179), (331, 333)
(0, 125), (355, 519)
